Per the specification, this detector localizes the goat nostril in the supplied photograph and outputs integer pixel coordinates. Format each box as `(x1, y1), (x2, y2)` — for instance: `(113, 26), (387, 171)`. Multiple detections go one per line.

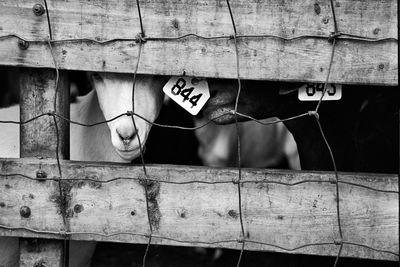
(116, 129), (136, 143)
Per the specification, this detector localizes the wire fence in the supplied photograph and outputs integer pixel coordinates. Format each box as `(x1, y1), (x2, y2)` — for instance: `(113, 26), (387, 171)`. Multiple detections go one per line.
(0, 0), (398, 266)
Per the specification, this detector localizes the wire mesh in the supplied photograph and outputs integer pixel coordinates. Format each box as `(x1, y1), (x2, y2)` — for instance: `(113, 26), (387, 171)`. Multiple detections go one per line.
(0, 0), (398, 266)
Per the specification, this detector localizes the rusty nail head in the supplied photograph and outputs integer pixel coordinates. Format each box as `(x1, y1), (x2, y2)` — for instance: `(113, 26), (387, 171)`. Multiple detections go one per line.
(20, 206), (31, 218)
(73, 204), (83, 214)
(33, 4), (45, 16)
(378, 63), (385, 70)
(18, 40), (29, 50)
(373, 28), (380, 35)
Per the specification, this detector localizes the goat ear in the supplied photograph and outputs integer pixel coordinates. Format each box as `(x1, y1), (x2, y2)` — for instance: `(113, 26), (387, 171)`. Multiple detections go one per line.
(87, 72), (103, 82)
(92, 72), (103, 81)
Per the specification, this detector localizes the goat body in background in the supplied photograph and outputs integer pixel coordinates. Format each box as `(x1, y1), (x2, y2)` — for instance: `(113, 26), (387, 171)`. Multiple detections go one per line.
(194, 117), (300, 170)
(203, 80), (398, 174)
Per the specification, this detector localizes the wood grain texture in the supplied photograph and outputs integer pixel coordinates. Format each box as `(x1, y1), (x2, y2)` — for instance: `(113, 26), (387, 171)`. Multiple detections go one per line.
(0, 158), (398, 261)
(19, 68), (70, 158)
(18, 69), (70, 267)
(0, 0), (397, 85)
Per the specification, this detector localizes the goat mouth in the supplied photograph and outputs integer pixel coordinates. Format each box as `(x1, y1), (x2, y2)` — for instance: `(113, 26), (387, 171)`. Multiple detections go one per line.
(202, 105), (238, 124)
(116, 148), (141, 160)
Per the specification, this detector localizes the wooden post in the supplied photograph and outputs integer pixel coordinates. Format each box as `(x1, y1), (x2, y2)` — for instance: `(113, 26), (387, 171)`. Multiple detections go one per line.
(18, 68), (69, 267)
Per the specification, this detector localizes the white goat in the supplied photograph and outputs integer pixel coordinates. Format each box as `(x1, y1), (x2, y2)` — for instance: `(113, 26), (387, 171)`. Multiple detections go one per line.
(0, 72), (166, 267)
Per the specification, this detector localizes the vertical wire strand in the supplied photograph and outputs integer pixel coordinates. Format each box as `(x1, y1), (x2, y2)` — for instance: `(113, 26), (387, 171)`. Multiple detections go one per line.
(315, 38), (336, 112)
(333, 243), (344, 267)
(315, 118), (342, 237)
(43, 0), (53, 40)
(43, 0), (68, 263)
(136, 0), (145, 37)
(329, 0), (339, 33)
(130, 2), (153, 264)
(326, 1), (344, 266)
(129, 39), (154, 267)
(47, 38), (69, 267)
(226, 1), (246, 266)
(313, 1), (343, 265)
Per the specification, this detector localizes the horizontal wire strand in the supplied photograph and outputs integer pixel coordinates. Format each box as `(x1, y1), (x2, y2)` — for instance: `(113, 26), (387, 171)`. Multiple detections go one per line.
(0, 224), (397, 257)
(0, 33), (397, 44)
(0, 172), (397, 193)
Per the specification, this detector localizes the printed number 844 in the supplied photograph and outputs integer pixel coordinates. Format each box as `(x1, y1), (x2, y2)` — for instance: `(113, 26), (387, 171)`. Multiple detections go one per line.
(171, 78), (203, 108)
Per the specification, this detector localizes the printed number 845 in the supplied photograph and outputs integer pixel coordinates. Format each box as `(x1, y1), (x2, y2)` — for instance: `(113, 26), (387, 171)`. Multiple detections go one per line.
(306, 83), (336, 96)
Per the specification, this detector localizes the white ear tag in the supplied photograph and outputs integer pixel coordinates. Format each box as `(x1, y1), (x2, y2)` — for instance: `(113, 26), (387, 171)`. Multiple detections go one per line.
(163, 76), (210, 115)
(298, 83), (342, 101)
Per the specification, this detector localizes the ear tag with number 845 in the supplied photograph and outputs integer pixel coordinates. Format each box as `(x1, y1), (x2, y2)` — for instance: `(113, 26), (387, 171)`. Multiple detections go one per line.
(298, 83), (342, 101)
(163, 76), (210, 115)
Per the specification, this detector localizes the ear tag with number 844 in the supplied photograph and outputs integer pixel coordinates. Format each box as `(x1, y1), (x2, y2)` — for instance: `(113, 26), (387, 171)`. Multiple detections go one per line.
(163, 76), (210, 115)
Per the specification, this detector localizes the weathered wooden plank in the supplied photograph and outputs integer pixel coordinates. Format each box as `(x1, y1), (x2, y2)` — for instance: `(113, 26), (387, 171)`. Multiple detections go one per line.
(0, 158), (398, 261)
(19, 68), (70, 158)
(18, 69), (70, 267)
(0, 0), (397, 85)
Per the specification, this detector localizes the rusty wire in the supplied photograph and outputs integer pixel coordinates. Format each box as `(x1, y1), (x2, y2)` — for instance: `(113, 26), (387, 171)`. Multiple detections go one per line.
(0, 223), (398, 257)
(225, 0), (246, 266)
(0, 0), (398, 266)
(0, 32), (397, 44)
(42, 0), (70, 266)
(128, 2), (154, 264)
(314, 0), (343, 264)
(0, 171), (397, 194)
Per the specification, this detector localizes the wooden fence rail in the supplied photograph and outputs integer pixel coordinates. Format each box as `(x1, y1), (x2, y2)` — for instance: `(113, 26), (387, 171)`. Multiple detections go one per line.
(0, 0), (398, 85)
(0, 158), (398, 261)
